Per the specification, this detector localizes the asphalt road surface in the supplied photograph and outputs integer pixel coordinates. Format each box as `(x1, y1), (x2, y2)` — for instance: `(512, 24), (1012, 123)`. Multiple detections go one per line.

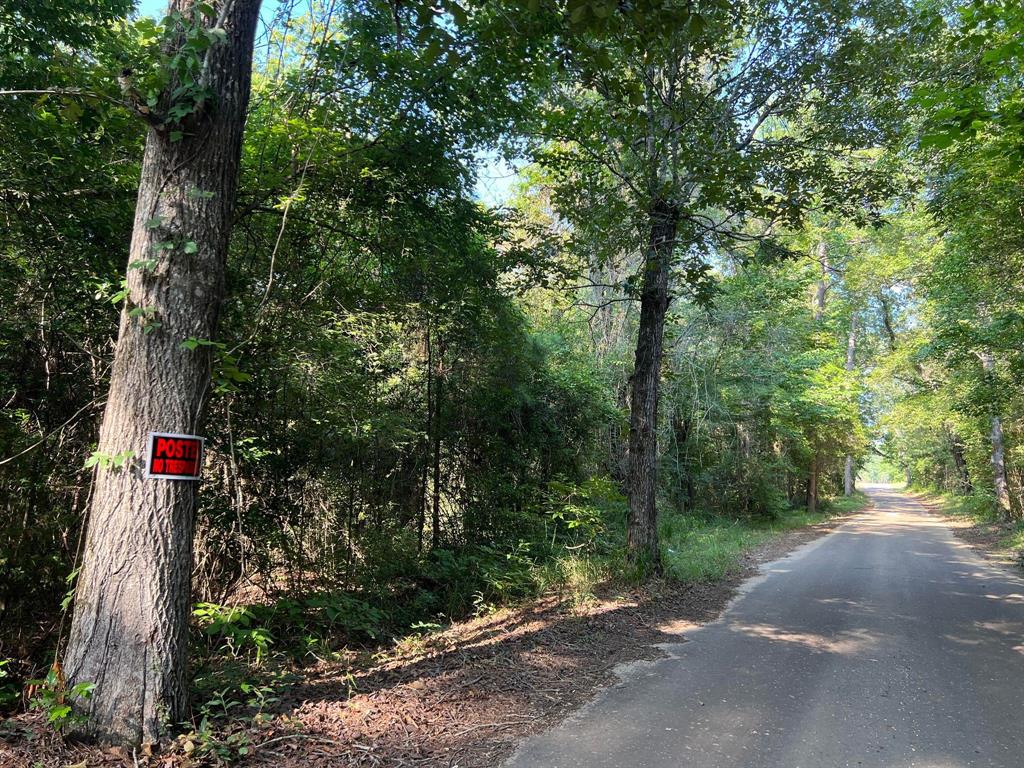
(504, 485), (1024, 768)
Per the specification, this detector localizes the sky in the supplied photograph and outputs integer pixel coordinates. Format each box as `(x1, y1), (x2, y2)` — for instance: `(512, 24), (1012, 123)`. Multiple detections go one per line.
(132, 1), (521, 207)
(136, 0), (164, 17)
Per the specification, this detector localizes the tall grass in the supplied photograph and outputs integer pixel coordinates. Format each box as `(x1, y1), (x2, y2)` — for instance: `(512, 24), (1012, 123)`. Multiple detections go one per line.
(659, 493), (869, 583)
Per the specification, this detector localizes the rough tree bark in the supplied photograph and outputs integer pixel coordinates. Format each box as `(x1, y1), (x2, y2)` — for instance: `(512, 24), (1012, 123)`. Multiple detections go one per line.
(989, 414), (1010, 513)
(626, 199), (678, 573)
(418, 325), (432, 552)
(64, 0), (262, 745)
(980, 352), (1013, 516)
(431, 338), (444, 549)
(843, 314), (857, 496)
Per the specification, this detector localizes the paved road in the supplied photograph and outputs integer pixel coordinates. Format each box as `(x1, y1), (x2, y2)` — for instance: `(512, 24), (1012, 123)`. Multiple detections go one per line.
(505, 486), (1024, 768)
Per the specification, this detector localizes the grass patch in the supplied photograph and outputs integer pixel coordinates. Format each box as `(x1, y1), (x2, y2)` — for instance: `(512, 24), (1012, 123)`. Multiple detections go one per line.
(533, 552), (618, 606)
(915, 487), (1001, 522)
(914, 487), (1024, 553)
(1003, 526), (1024, 553)
(186, 491), (873, 669)
(660, 492), (869, 583)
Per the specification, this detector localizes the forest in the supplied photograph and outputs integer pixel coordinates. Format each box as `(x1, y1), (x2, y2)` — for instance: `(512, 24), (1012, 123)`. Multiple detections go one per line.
(1, 0), (1023, 764)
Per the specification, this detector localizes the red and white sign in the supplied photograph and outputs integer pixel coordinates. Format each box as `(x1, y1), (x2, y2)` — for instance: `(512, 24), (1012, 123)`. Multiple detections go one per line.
(145, 432), (205, 480)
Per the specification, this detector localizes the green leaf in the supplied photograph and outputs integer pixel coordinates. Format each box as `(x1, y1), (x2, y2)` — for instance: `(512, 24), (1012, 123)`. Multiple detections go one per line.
(70, 682), (96, 699)
(919, 131), (956, 150)
(111, 450), (134, 468)
(424, 37), (445, 64)
(47, 705), (72, 723)
(446, 1), (468, 26)
(60, 99), (84, 122)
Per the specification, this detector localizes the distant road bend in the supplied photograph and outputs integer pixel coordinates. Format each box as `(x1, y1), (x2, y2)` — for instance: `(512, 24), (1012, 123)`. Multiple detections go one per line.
(505, 485), (1024, 768)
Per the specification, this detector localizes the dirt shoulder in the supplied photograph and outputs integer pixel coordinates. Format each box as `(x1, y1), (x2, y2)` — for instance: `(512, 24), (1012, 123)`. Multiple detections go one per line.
(0, 510), (857, 768)
(911, 491), (1024, 572)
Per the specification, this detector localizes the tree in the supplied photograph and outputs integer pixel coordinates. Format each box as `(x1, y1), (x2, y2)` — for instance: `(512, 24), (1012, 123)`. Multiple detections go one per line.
(809, 239), (830, 514)
(977, 352), (1012, 513)
(0, 0), (140, 653)
(844, 314), (858, 496)
(63, 0), (262, 744)
(534, 0), (909, 571)
(892, 0), (1024, 515)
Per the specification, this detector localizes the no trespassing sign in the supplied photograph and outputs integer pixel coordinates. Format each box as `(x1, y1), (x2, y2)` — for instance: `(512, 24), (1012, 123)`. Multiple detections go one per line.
(145, 432), (205, 480)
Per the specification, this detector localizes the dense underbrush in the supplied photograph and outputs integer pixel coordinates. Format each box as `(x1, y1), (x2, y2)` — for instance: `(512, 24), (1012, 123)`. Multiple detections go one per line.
(161, 491), (869, 760)
(1, 486), (868, 766)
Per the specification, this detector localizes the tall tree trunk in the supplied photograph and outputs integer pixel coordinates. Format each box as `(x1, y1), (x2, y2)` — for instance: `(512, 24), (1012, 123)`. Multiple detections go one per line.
(989, 414), (1011, 514)
(809, 242), (827, 510)
(64, 0), (261, 745)
(843, 457), (855, 496)
(808, 448), (818, 516)
(980, 352), (1013, 516)
(431, 340), (444, 549)
(418, 326), (432, 552)
(944, 424), (972, 494)
(844, 314), (857, 496)
(626, 199), (678, 573)
(346, 475), (356, 575)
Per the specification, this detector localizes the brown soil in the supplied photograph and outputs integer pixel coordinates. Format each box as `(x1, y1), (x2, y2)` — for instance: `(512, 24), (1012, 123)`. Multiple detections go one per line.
(0, 513), (853, 768)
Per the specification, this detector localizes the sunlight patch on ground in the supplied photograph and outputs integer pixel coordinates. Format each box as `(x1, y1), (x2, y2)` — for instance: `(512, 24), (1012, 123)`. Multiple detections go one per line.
(976, 620), (1024, 635)
(986, 593), (1024, 604)
(728, 623), (878, 654)
(655, 618), (702, 635)
(942, 634), (984, 646)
